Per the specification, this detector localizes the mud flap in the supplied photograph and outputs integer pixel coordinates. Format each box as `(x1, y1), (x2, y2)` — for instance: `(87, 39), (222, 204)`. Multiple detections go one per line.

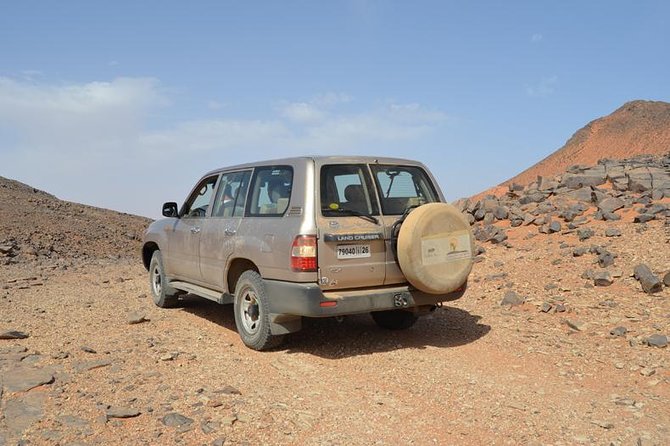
(269, 314), (302, 335)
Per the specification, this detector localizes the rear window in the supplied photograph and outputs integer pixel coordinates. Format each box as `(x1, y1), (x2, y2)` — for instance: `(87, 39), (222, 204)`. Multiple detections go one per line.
(370, 165), (438, 215)
(320, 164), (379, 216)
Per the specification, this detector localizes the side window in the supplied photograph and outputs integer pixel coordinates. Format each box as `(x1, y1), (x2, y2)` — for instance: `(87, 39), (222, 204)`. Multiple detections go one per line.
(371, 165), (438, 215)
(182, 175), (219, 218)
(212, 171), (251, 218)
(247, 166), (293, 217)
(320, 164), (379, 216)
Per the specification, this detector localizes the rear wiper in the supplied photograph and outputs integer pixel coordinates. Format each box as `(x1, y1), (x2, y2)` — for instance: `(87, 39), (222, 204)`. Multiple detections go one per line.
(325, 208), (379, 224)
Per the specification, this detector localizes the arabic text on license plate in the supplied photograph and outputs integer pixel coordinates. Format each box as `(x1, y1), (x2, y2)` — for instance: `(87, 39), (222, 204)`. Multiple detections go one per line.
(337, 244), (371, 259)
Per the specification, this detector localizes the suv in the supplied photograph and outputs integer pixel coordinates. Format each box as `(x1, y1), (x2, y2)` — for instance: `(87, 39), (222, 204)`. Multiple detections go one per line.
(142, 156), (474, 350)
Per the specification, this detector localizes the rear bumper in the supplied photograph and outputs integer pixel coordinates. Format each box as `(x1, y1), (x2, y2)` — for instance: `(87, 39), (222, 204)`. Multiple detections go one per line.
(264, 279), (467, 318)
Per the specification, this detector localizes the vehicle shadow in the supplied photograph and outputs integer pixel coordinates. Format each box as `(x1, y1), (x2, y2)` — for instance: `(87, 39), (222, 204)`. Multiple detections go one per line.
(284, 306), (490, 359)
(179, 295), (491, 359)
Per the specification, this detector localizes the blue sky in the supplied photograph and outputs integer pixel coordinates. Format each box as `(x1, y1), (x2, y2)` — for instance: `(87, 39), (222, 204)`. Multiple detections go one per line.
(1, 1), (668, 217)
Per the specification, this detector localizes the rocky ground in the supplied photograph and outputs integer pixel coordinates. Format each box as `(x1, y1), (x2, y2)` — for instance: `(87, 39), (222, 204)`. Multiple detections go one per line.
(1, 156), (669, 445)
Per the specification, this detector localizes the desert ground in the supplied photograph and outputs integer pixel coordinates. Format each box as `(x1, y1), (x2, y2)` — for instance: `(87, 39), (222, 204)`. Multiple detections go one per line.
(1, 208), (668, 445)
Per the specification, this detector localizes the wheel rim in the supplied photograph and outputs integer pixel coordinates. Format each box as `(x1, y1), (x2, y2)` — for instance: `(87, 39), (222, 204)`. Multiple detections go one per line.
(152, 265), (162, 296)
(239, 287), (260, 334)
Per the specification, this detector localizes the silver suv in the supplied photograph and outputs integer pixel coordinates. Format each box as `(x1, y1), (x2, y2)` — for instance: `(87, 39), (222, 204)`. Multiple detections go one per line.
(142, 156), (474, 350)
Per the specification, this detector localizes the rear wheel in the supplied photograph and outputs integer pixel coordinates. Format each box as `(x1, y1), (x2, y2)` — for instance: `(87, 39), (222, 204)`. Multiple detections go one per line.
(371, 310), (418, 330)
(233, 270), (284, 351)
(149, 251), (179, 308)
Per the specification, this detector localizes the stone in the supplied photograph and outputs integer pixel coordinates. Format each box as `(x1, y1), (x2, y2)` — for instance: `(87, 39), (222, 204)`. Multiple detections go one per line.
(634, 213), (655, 223)
(591, 420), (614, 429)
(633, 264), (663, 294)
(201, 420), (220, 434)
(540, 302), (552, 313)
(500, 291), (524, 307)
(127, 311), (148, 325)
(610, 326), (627, 337)
(162, 412), (194, 427)
(106, 407), (141, 419)
(214, 385), (242, 395)
(73, 360), (112, 373)
(593, 271), (613, 287)
(81, 346), (97, 354)
(573, 247), (588, 257)
(646, 203), (667, 214)
(663, 271), (670, 287)
(602, 211), (621, 221)
(604, 228), (621, 237)
(4, 393), (45, 436)
(561, 173), (606, 189)
(645, 334), (668, 348)
(3, 367), (55, 392)
(597, 197), (624, 214)
(212, 438), (227, 446)
(581, 269), (594, 280)
(493, 206), (509, 220)
(548, 221), (562, 233)
(577, 228), (594, 241)
(0, 330), (29, 340)
(564, 319), (586, 331)
(598, 252), (615, 268)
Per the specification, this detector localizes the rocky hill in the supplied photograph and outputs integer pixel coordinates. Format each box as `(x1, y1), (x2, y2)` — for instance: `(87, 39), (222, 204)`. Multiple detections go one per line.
(500, 100), (670, 190)
(459, 153), (670, 248)
(0, 176), (151, 266)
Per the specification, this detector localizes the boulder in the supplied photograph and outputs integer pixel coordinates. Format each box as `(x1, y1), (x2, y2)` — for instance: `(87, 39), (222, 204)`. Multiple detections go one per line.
(634, 264), (663, 294)
(597, 197), (624, 214)
(561, 173), (606, 189)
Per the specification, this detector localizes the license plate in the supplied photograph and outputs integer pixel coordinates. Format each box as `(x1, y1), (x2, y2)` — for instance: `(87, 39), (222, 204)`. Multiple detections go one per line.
(336, 244), (371, 259)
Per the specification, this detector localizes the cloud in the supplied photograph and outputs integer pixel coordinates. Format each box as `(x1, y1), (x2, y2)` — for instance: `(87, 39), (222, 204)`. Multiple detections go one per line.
(207, 100), (225, 110)
(531, 33), (543, 43)
(0, 77), (450, 217)
(279, 102), (326, 123)
(526, 75), (558, 98)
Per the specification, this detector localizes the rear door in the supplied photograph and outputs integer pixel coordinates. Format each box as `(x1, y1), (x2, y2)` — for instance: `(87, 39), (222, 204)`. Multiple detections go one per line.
(316, 163), (386, 290)
(370, 164), (441, 285)
(199, 170), (252, 290)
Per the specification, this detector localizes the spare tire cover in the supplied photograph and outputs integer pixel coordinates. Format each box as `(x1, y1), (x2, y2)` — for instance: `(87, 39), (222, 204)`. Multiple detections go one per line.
(397, 202), (474, 294)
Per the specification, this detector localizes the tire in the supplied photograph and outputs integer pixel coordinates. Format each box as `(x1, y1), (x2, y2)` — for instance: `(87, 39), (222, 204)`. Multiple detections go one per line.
(397, 203), (474, 294)
(149, 251), (179, 308)
(371, 310), (418, 330)
(233, 270), (284, 351)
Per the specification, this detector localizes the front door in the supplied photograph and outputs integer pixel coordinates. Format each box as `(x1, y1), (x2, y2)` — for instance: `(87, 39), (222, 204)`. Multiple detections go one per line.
(167, 175), (219, 282)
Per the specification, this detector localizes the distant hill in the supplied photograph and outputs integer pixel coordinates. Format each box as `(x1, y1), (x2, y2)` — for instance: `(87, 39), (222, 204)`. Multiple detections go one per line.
(499, 100), (670, 190)
(0, 176), (151, 265)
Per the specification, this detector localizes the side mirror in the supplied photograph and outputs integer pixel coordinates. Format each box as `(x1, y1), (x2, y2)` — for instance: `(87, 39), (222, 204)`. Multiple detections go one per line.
(162, 202), (179, 218)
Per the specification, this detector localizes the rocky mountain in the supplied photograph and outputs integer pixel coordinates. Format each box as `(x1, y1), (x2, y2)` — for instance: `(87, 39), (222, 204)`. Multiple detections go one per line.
(500, 100), (670, 190)
(0, 176), (152, 266)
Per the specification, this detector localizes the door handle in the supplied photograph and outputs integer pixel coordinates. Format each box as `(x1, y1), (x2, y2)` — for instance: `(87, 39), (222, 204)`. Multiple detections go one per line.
(224, 228), (237, 236)
(190, 227), (201, 234)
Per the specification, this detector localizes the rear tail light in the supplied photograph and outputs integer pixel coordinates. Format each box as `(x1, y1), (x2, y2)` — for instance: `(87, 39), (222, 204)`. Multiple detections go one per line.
(291, 235), (317, 272)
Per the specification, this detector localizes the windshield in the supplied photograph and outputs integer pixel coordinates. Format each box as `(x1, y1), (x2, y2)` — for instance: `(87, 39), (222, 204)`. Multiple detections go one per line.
(370, 165), (438, 214)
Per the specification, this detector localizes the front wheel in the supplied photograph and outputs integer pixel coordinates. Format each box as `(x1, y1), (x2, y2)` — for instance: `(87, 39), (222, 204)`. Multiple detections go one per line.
(233, 271), (284, 351)
(371, 310), (418, 330)
(149, 251), (179, 308)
